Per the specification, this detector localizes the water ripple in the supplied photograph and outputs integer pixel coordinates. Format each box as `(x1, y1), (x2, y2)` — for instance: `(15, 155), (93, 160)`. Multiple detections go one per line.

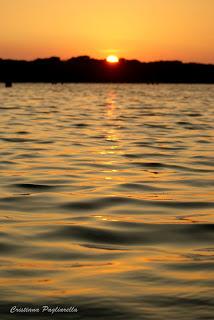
(0, 84), (213, 320)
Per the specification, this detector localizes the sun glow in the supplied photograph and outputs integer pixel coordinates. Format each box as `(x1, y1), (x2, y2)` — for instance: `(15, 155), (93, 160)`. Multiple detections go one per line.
(106, 55), (119, 63)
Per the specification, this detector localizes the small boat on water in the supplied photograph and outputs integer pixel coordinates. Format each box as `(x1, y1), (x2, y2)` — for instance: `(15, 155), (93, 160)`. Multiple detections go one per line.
(5, 80), (13, 88)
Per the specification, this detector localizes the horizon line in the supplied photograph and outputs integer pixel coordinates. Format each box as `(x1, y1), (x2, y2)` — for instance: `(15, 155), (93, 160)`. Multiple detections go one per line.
(0, 56), (214, 66)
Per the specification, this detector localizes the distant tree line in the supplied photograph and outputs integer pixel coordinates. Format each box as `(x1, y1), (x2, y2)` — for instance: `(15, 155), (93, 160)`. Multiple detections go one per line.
(0, 56), (214, 83)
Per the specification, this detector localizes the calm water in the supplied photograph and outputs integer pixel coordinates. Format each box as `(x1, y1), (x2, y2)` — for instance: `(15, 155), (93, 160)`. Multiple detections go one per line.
(0, 84), (214, 319)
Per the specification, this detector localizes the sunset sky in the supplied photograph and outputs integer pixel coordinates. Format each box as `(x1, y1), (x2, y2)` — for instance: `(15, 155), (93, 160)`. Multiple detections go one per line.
(0, 0), (213, 63)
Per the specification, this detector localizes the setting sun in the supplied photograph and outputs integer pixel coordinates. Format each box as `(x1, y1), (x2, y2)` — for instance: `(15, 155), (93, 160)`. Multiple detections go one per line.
(106, 55), (119, 63)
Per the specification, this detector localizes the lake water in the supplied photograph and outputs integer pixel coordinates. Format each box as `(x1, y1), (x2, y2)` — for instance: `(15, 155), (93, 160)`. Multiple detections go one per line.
(0, 84), (213, 319)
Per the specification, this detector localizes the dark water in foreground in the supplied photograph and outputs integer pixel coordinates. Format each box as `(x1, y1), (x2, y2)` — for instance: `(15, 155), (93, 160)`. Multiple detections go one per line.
(0, 84), (213, 319)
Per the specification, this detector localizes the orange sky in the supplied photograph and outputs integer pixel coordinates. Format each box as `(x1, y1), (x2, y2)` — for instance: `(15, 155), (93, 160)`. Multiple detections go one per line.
(0, 0), (213, 63)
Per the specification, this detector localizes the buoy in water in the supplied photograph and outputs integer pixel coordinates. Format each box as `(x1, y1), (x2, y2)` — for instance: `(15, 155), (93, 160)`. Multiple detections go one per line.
(5, 81), (12, 88)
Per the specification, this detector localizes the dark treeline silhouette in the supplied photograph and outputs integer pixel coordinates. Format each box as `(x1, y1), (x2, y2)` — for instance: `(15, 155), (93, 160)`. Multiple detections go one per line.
(0, 56), (214, 84)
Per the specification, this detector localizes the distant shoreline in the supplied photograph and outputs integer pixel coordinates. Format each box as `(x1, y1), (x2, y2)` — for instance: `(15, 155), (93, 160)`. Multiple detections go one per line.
(1, 82), (214, 85)
(1, 56), (214, 84)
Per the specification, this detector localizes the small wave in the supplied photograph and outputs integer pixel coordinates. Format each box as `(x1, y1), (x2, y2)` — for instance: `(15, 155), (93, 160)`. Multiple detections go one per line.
(60, 196), (214, 212)
(12, 183), (57, 191)
(117, 183), (169, 192)
(33, 223), (214, 246)
(0, 137), (37, 143)
(133, 161), (213, 173)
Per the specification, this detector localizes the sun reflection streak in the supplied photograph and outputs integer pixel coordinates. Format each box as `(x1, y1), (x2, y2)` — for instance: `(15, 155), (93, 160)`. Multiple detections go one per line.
(100, 90), (124, 183)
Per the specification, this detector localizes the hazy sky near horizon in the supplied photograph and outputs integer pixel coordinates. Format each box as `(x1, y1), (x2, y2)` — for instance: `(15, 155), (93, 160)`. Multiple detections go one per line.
(0, 0), (213, 63)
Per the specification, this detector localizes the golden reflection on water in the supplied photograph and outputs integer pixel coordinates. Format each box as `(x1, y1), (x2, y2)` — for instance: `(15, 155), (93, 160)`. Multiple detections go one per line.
(0, 84), (213, 318)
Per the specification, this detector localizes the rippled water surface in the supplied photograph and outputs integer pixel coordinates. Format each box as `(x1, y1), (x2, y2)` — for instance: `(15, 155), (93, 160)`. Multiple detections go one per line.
(0, 84), (214, 319)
